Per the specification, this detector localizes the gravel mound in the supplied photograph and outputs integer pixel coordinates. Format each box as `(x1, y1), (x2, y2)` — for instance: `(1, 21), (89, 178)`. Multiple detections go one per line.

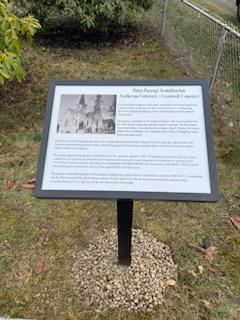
(71, 228), (177, 312)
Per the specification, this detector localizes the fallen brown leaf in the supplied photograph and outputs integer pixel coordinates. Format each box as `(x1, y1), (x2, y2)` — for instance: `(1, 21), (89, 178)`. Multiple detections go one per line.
(187, 270), (197, 277)
(21, 178), (36, 190)
(21, 183), (35, 190)
(208, 267), (217, 274)
(205, 244), (216, 261)
(35, 261), (45, 274)
(201, 299), (211, 310)
(228, 214), (240, 230)
(15, 217), (22, 225)
(188, 243), (216, 261)
(208, 266), (223, 276)
(26, 178), (36, 184)
(188, 243), (206, 254)
(5, 179), (15, 190)
(165, 279), (176, 286)
(36, 224), (48, 234)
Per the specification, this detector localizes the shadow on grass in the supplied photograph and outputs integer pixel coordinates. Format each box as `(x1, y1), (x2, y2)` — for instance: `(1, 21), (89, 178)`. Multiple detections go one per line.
(36, 19), (141, 49)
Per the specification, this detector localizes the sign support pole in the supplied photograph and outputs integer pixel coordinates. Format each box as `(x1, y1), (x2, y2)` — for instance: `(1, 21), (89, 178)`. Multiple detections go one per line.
(117, 199), (133, 266)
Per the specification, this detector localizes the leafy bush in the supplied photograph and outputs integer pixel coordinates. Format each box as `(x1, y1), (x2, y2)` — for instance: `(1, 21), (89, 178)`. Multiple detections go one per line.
(16, 0), (153, 31)
(0, 0), (40, 84)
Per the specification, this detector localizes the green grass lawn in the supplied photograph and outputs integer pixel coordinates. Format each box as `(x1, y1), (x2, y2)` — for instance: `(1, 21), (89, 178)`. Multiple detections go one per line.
(0, 14), (240, 320)
(192, 0), (240, 26)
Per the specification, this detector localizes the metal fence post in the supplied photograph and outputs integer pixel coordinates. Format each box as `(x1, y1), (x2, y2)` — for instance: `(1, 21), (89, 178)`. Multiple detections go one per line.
(209, 29), (228, 94)
(160, 0), (169, 36)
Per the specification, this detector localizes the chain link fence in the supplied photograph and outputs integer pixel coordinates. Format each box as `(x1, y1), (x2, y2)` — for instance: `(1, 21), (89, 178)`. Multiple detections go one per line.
(155, 0), (240, 141)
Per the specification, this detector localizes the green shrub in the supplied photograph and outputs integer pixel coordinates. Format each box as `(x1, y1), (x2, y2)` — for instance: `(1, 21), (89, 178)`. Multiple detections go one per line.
(16, 0), (153, 31)
(0, 0), (40, 84)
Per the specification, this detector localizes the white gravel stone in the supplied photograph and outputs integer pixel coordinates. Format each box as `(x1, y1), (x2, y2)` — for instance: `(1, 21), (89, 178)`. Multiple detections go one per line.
(71, 228), (177, 312)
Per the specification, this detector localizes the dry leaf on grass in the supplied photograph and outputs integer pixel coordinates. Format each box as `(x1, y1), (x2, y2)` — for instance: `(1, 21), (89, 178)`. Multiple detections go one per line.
(26, 178), (36, 184)
(165, 279), (176, 286)
(188, 243), (216, 261)
(36, 224), (48, 234)
(188, 243), (207, 254)
(205, 245), (216, 261)
(201, 299), (211, 310)
(21, 184), (35, 189)
(35, 261), (45, 274)
(187, 270), (197, 277)
(208, 266), (223, 276)
(5, 179), (15, 189)
(198, 265), (204, 274)
(21, 178), (36, 190)
(228, 215), (240, 230)
(208, 267), (217, 274)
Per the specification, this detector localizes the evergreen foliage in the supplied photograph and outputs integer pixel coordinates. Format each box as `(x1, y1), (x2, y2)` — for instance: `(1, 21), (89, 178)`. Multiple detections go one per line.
(16, 0), (153, 31)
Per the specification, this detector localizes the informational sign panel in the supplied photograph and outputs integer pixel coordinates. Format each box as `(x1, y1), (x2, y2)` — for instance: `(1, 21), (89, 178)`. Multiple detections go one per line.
(35, 80), (219, 201)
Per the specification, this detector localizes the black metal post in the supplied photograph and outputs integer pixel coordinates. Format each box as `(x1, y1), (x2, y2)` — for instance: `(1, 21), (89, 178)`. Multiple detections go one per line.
(117, 199), (133, 266)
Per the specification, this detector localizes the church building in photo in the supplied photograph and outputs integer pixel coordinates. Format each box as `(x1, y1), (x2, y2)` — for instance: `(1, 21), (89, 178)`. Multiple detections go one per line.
(57, 94), (116, 134)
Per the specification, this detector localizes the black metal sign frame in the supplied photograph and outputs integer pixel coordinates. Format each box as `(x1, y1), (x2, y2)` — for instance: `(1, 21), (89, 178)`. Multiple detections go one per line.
(34, 80), (219, 202)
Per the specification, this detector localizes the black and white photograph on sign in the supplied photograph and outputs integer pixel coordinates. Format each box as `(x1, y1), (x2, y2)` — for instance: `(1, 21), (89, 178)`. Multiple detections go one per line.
(57, 94), (116, 134)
